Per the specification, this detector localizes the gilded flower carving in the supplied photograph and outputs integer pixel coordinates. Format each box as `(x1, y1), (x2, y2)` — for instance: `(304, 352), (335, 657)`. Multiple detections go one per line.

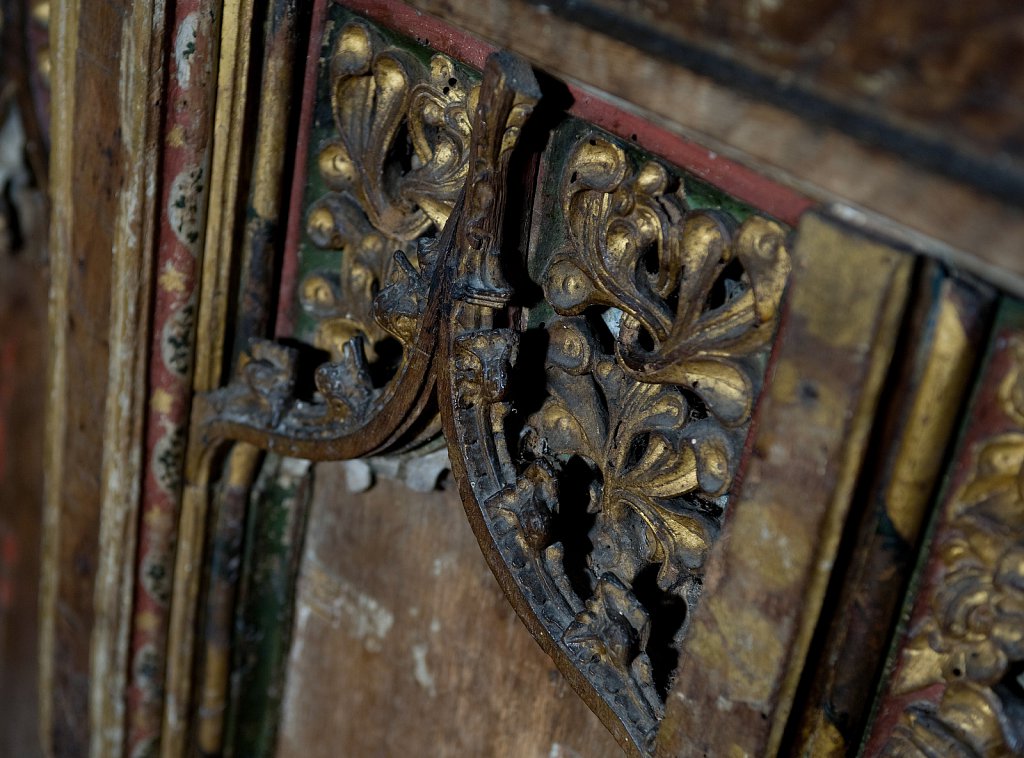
(478, 130), (793, 746)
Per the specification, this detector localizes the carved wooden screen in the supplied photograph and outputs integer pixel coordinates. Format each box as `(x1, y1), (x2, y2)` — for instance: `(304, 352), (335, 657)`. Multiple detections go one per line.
(30, 0), (1024, 756)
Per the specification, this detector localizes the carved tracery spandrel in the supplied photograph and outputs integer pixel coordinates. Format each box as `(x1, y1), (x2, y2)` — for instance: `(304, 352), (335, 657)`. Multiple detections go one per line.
(198, 20), (480, 459)
(441, 130), (791, 753)
(197, 16), (793, 753)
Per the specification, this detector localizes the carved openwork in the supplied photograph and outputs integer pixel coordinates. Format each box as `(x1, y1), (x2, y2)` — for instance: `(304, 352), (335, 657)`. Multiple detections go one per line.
(199, 20), (481, 458)
(300, 19), (476, 358)
(440, 129), (791, 752)
(199, 14), (794, 754)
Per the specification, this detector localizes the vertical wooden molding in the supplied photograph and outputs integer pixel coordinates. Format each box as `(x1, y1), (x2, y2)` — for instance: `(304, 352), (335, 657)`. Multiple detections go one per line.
(192, 0), (257, 394)
(164, 1), (258, 754)
(43, 0), (168, 755)
(39, 1), (79, 754)
(90, 0), (169, 755)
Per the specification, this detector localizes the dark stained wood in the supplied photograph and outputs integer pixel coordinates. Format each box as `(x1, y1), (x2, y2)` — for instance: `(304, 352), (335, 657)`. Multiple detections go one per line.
(48, 4), (124, 748)
(0, 254), (47, 758)
(276, 466), (622, 757)
(555, 0), (1024, 202)
(395, 0), (1024, 296)
(44, 0), (167, 751)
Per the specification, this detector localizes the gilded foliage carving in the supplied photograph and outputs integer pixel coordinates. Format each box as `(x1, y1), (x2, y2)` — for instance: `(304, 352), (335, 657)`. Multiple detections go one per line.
(450, 132), (792, 750)
(301, 19), (477, 362)
(206, 21), (478, 445)
(201, 15), (798, 751)
(887, 339), (1024, 757)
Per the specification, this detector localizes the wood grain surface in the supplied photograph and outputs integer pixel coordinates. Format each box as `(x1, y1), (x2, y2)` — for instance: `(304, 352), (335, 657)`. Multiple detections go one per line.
(277, 464), (622, 757)
(391, 0), (1024, 296)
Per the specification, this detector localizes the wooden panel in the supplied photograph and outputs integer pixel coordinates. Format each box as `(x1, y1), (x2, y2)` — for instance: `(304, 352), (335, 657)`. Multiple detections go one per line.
(43, 0), (167, 753)
(277, 465), (621, 757)
(656, 212), (914, 756)
(388, 0), (1024, 296)
(577, 0), (1024, 198)
(44, 1), (124, 747)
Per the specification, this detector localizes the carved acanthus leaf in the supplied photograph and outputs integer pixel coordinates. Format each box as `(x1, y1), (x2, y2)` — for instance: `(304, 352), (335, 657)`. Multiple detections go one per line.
(324, 20), (474, 240)
(545, 136), (790, 427)
(203, 21), (479, 454)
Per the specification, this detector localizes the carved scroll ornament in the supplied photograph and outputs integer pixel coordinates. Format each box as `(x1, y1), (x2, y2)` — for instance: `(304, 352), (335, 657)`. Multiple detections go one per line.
(199, 20), (793, 755)
(886, 340), (1024, 757)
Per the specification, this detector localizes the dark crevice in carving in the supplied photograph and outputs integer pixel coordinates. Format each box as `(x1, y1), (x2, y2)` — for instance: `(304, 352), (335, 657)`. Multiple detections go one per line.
(680, 389), (709, 424)
(366, 335), (402, 387)
(275, 340), (331, 402)
(704, 257), (746, 311)
(552, 455), (600, 603)
(383, 119), (416, 195)
(994, 660), (1024, 752)
(502, 326), (550, 455)
(630, 563), (689, 700)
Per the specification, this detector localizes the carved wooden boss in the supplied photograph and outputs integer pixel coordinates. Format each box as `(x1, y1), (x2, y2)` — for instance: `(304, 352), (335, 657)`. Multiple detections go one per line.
(185, 10), (1022, 758)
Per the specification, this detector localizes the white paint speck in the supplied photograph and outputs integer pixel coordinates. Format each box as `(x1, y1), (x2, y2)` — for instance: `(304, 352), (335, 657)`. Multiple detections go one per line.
(549, 743), (584, 758)
(432, 552), (457, 577)
(174, 13), (200, 89)
(412, 643), (437, 697)
(302, 562), (394, 653)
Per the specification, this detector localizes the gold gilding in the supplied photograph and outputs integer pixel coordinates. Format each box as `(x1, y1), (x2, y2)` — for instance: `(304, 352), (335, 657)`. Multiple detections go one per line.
(887, 335), (1024, 755)
(299, 20), (477, 366)
(885, 294), (973, 544)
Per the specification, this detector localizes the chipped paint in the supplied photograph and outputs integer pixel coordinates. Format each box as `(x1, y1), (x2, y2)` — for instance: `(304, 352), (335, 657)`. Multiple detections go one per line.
(302, 560), (394, 652)
(411, 643), (437, 697)
(173, 13), (200, 88)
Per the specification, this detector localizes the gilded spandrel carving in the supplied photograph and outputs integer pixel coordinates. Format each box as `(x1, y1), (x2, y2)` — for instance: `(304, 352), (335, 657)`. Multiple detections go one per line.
(202, 20), (480, 450)
(886, 338), (1024, 757)
(301, 20), (477, 362)
(443, 130), (791, 753)
(199, 11), (796, 751)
